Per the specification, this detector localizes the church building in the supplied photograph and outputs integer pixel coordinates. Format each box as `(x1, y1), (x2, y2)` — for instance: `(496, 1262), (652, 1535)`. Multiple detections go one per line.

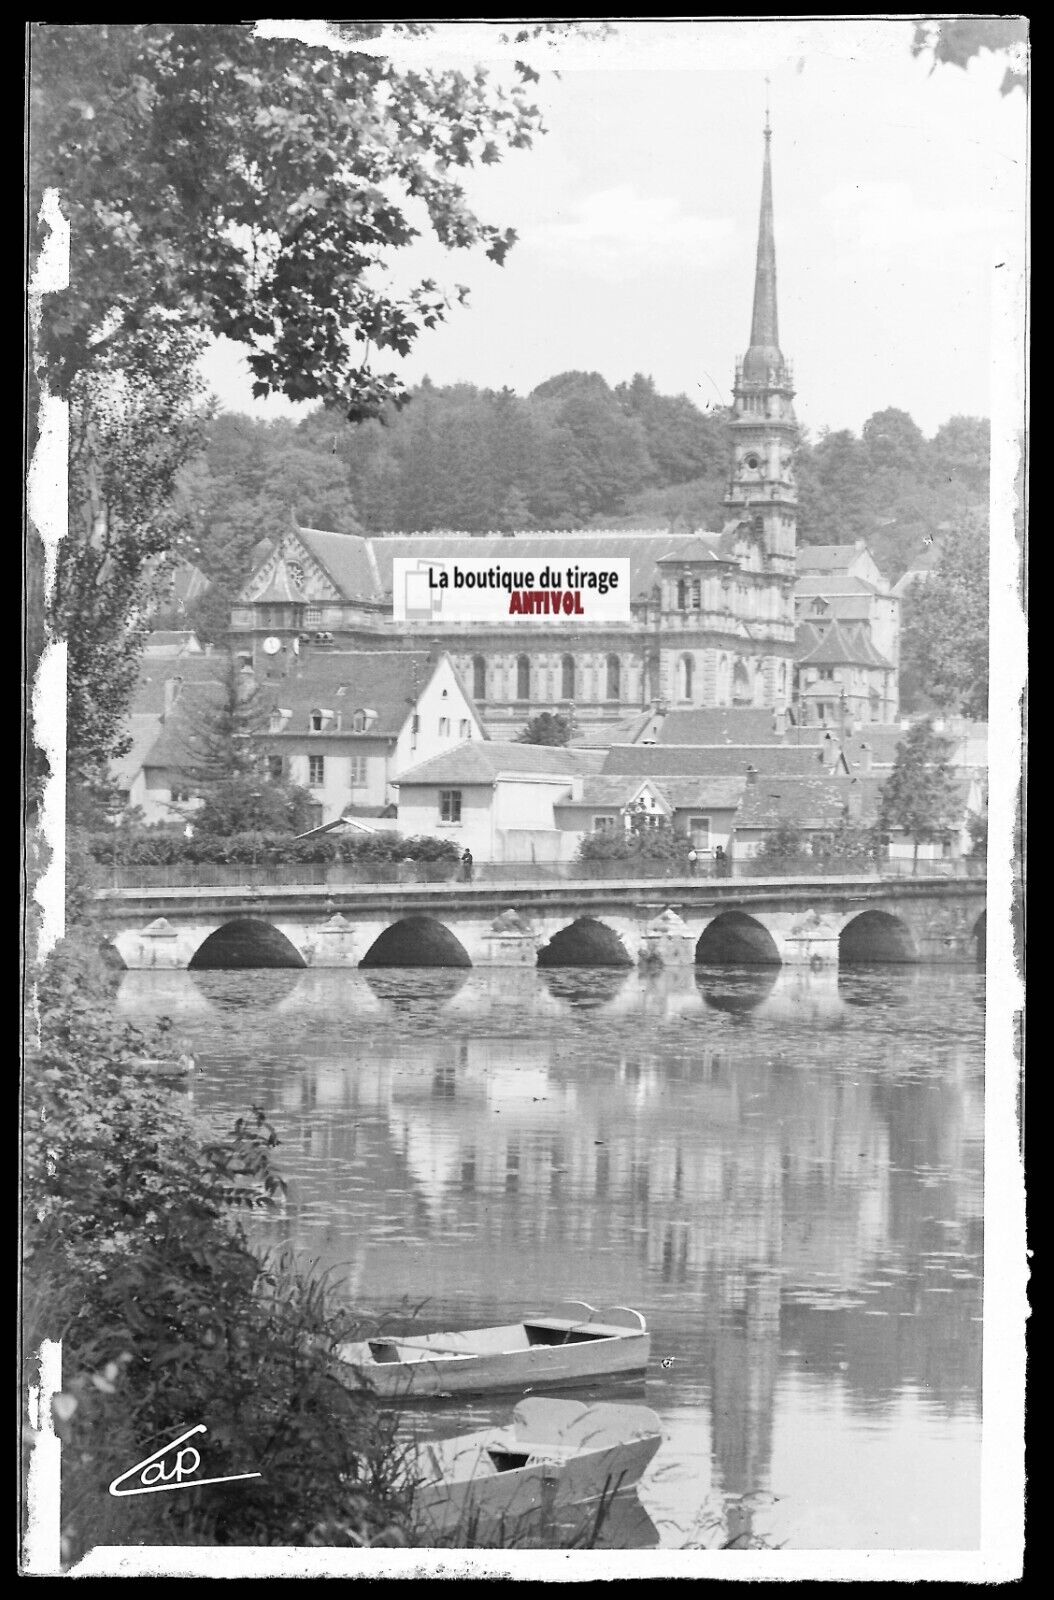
(231, 123), (892, 732)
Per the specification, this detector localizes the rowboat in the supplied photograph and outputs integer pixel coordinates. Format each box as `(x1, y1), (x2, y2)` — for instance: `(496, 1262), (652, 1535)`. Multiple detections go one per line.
(407, 1396), (663, 1540)
(330, 1302), (650, 1400)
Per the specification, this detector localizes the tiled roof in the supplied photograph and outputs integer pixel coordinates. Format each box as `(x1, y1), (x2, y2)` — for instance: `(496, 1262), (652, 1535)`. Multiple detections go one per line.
(112, 715), (165, 789)
(656, 708), (782, 745)
(796, 544), (867, 572)
(143, 631), (203, 655)
(798, 619), (891, 668)
(261, 529), (738, 606)
(839, 728), (908, 768)
(574, 711), (662, 748)
(735, 775), (870, 831)
(127, 655), (227, 717)
(795, 572), (883, 597)
(603, 743), (840, 778)
(396, 742), (605, 787)
(260, 650), (436, 735)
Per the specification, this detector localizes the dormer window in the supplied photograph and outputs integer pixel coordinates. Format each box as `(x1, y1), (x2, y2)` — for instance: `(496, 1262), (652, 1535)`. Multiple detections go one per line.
(310, 708), (335, 732)
(311, 711), (324, 732)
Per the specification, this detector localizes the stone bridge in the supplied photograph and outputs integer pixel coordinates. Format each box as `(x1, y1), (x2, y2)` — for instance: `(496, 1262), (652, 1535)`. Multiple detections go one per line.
(97, 875), (987, 971)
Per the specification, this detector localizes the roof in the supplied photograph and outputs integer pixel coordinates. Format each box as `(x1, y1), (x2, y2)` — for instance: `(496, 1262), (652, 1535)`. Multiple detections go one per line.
(142, 631), (203, 655)
(656, 708), (783, 745)
(796, 544), (867, 572)
(127, 655), (227, 717)
(839, 727), (908, 768)
(602, 743), (844, 778)
(262, 651), (440, 735)
(556, 774), (747, 812)
(735, 775), (872, 831)
(797, 619), (893, 669)
(795, 572), (884, 597)
(573, 711), (663, 748)
(396, 742), (606, 788)
(112, 715), (165, 789)
(255, 529), (743, 607)
(166, 563), (211, 603)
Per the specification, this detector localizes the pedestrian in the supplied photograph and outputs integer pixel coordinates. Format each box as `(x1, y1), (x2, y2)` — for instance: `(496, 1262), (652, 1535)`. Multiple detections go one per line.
(715, 844), (726, 876)
(687, 846), (698, 877)
(461, 847), (474, 882)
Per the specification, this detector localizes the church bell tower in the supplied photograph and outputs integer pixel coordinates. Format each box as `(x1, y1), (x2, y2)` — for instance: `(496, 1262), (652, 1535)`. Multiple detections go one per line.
(724, 109), (797, 576)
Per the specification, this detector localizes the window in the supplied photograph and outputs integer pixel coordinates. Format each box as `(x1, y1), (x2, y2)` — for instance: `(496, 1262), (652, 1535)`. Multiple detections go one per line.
(349, 755), (367, 786)
(309, 754), (325, 787)
(351, 710), (366, 732)
(677, 578), (687, 610)
(516, 655), (530, 700)
(691, 579), (701, 609)
(440, 789), (462, 824)
(459, 720), (471, 738)
(593, 815), (616, 832)
(439, 717), (451, 736)
(561, 654), (575, 700)
(171, 786), (193, 803)
(472, 655), (487, 699)
(688, 816), (711, 848)
(606, 654), (621, 701)
(287, 561), (305, 588)
(267, 755), (284, 782)
(310, 711), (324, 732)
(269, 712), (284, 733)
(680, 654), (694, 701)
(305, 606), (322, 625)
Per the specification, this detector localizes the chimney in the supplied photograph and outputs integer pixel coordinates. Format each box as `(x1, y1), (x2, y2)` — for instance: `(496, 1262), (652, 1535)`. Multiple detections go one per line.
(746, 764), (758, 785)
(858, 741), (872, 773)
(773, 707), (787, 738)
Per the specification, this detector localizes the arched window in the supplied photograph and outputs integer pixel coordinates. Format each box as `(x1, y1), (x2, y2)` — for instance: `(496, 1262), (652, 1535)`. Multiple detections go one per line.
(680, 655), (694, 702)
(472, 655), (486, 700)
(561, 654), (575, 701)
(516, 655), (530, 701)
(733, 660), (751, 703)
(606, 655), (621, 701)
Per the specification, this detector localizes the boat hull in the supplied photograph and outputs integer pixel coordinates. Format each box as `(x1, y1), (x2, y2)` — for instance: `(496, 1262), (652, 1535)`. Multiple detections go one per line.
(331, 1308), (651, 1400)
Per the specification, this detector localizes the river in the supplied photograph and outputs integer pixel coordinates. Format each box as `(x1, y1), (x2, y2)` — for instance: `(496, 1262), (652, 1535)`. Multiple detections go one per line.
(115, 961), (984, 1552)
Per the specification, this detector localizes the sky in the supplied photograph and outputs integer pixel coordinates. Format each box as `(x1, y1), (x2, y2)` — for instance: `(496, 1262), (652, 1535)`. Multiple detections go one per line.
(199, 18), (1028, 440)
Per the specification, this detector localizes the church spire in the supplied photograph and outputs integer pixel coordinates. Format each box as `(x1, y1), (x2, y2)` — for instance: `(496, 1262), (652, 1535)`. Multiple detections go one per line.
(744, 108), (782, 379)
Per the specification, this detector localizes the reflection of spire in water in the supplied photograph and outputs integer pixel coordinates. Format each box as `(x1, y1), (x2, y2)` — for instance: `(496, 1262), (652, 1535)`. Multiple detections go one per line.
(188, 967), (306, 1010)
(361, 968), (469, 1011)
(695, 966), (779, 1014)
(710, 1265), (781, 1546)
(538, 968), (630, 1009)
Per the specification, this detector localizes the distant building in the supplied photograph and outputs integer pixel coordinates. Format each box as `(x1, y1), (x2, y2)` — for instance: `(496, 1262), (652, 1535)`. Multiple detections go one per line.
(793, 541), (900, 725)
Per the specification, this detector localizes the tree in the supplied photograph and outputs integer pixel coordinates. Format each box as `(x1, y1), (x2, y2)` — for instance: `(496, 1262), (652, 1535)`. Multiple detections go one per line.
(30, 24), (547, 413)
(518, 713), (571, 746)
(899, 509), (989, 716)
(54, 328), (207, 803)
(757, 819), (810, 867)
(879, 719), (960, 871)
(912, 17), (1027, 96)
(166, 653), (314, 834)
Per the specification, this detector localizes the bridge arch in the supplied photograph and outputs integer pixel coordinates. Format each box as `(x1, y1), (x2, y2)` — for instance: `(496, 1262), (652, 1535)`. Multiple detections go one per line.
(838, 910), (917, 964)
(359, 916), (472, 968)
(695, 912), (781, 965)
(536, 917), (633, 968)
(188, 918), (307, 970)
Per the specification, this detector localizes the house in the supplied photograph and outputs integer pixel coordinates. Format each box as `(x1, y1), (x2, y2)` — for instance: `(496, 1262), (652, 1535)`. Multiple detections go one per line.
(394, 742), (606, 864)
(891, 538), (942, 598)
(731, 773), (877, 860)
(795, 617), (898, 728)
(258, 650), (486, 824)
(552, 774), (746, 856)
(655, 707), (787, 745)
(142, 630), (204, 657)
(112, 648), (485, 828)
(793, 542), (900, 723)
